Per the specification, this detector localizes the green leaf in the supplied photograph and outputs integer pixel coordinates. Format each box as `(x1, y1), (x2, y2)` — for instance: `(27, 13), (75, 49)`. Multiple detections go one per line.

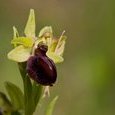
(46, 96), (58, 115)
(13, 26), (19, 38)
(11, 111), (21, 115)
(7, 45), (31, 62)
(55, 35), (66, 56)
(38, 26), (53, 38)
(0, 92), (13, 114)
(24, 9), (35, 38)
(0, 92), (11, 107)
(11, 37), (34, 47)
(5, 82), (24, 110)
(47, 52), (64, 63)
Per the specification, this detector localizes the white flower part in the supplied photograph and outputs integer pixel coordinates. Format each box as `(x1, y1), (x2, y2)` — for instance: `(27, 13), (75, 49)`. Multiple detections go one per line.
(42, 86), (50, 98)
(38, 26), (53, 38)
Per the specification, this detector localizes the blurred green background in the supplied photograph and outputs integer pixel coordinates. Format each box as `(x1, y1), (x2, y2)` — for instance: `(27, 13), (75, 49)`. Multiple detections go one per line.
(0, 0), (115, 115)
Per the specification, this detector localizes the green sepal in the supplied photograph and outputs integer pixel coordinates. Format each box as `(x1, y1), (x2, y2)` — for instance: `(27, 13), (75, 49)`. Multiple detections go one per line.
(47, 52), (64, 63)
(46, 96), (58, 115)
(11, 37), (34, 47)
(5, 82), (24, 111)
(24, 9), (35, 38)
(7, 45), (31, 62)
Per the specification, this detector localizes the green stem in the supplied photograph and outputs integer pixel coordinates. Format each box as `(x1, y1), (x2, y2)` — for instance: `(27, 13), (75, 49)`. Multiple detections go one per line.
(32, 82), (43, 111)
(18, 62), (43, 115)
(18, 63), (32, 115)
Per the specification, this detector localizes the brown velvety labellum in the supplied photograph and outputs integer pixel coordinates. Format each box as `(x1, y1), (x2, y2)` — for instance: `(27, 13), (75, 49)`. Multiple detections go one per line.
(26, 44), (57, 86)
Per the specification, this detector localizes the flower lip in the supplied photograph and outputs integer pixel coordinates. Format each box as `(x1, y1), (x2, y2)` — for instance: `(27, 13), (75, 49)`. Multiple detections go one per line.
(35, 42), (48, 56)
(27, 55), (57, 86)
(27, 42), (57, 86)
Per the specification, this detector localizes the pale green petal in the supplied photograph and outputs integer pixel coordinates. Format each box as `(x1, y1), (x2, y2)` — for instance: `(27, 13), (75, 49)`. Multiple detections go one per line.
(55, 35), (66, 56)
(24, 9), (35, 38)
(7, 45), (31, 62)
(11, 37), (34, 47)
(13, 26), (19, 38)
(38, 26), (52, 38)
(49, 39), (58, 52)
(38, 26), (53, 47)
(47, 52), (64, 63)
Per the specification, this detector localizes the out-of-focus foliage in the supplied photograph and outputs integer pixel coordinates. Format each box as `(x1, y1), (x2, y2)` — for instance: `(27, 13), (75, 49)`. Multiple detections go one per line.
(0, 0), (115, 115)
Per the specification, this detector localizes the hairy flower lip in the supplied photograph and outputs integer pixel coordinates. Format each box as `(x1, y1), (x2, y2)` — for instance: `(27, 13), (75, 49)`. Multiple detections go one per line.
(26, 44), (57, 86)
(27, 56), (57, 86)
